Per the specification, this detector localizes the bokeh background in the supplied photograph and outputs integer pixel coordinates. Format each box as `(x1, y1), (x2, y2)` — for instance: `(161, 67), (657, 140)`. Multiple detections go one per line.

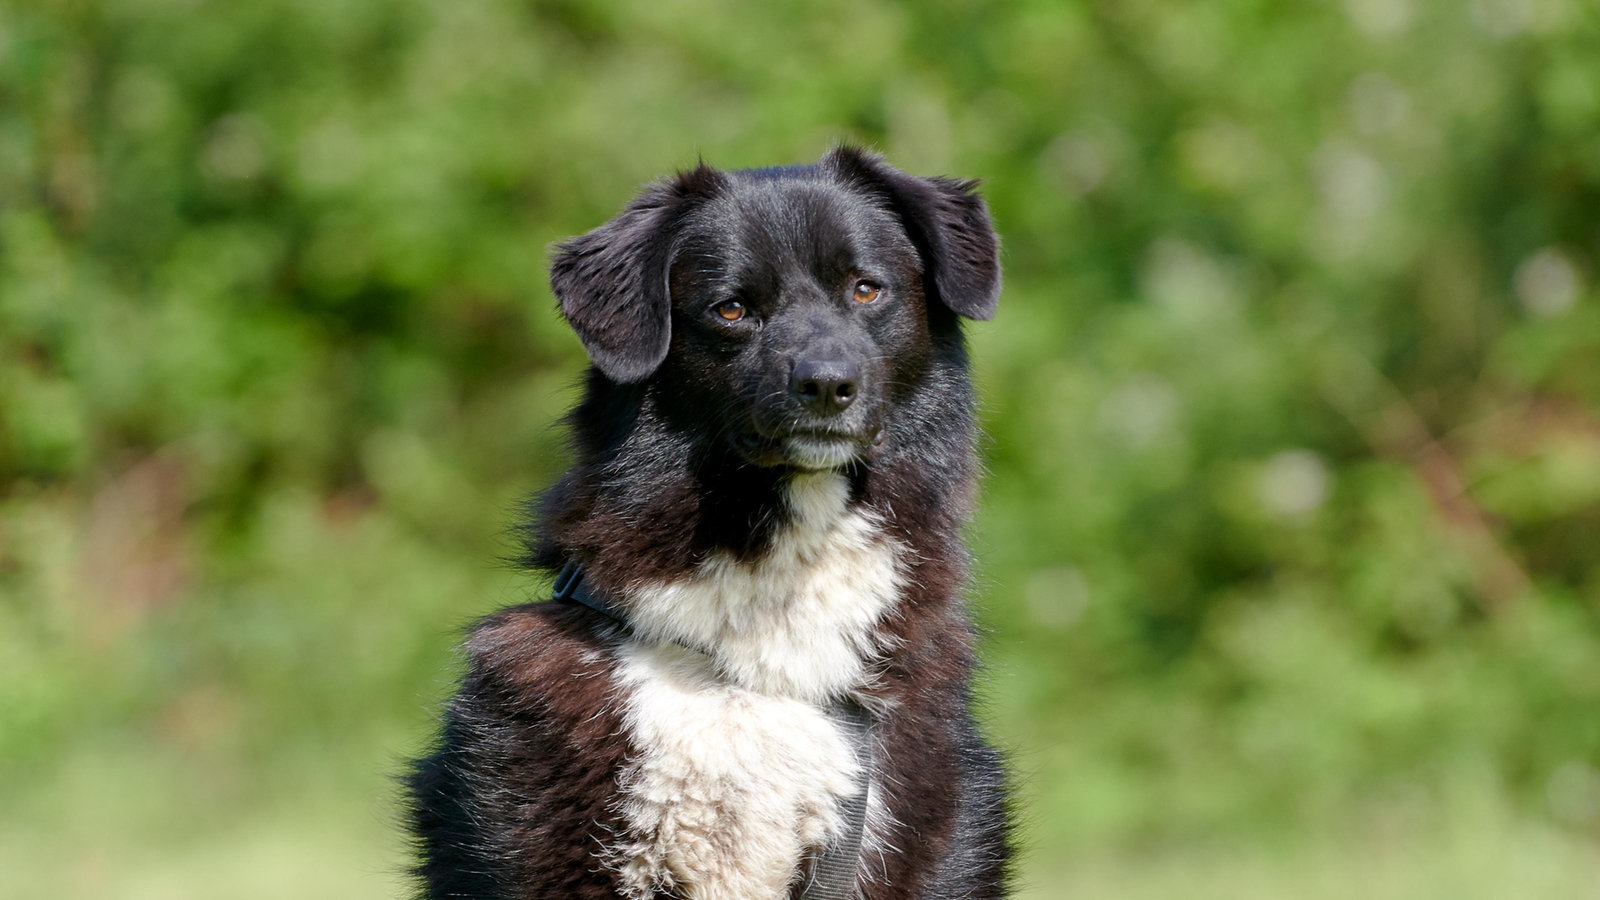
(4, 0), (1600, 897)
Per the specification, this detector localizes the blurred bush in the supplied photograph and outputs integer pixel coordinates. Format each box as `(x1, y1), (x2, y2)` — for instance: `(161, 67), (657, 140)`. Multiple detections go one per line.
(2, 0), (1598, 896)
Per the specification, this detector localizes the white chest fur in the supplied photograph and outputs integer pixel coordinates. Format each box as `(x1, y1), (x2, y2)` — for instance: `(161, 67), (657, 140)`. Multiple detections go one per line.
(611, 645), (861, 899)
(608, 472), (903, 899)
(625, 471), (904, 702)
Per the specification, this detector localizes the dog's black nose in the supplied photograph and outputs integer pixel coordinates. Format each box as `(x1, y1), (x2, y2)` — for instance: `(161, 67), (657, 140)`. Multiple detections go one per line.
(791, 359), (861, 414)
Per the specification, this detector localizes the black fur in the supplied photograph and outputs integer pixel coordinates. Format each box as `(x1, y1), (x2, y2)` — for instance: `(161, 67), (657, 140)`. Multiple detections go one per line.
(409, 147), (1011, 898)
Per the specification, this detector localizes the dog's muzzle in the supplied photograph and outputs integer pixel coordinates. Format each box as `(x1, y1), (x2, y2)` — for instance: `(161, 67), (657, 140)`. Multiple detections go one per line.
(734, 425), (884, 470)
(733, 353), (884, 470)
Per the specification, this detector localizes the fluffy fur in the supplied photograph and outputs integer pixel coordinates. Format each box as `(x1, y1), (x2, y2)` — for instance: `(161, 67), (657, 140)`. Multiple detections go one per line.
(408, 147), (1011, 899)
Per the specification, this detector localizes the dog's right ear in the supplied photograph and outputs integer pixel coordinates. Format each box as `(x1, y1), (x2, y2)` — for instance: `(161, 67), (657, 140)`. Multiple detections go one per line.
(550, 166), (723, 383)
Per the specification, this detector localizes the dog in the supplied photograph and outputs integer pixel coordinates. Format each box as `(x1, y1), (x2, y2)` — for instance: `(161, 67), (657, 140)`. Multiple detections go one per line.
(408, 147), (1011, 899)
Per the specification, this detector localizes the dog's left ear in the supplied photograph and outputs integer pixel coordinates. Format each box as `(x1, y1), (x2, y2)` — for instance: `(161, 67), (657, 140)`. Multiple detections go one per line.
(826, 147), (1001, 321)
(550, 166), (723, 382)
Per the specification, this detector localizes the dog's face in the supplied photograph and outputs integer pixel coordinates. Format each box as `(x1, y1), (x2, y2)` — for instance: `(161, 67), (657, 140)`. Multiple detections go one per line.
(550, 148), (1000, 471)
(659, 177), (931, 470)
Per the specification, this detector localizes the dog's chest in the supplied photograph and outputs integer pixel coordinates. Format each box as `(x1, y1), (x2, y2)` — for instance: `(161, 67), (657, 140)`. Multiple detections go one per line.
(611, 647), (861, 899)
(607, 473), (901, 899)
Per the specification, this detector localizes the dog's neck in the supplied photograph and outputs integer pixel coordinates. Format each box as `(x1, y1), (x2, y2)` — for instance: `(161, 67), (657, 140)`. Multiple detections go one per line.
(525, 366), (978, 700)
(617, 470), (904, 701)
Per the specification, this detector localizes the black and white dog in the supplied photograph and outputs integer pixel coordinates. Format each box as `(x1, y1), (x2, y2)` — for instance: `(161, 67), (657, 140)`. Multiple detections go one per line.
(409, 147), (1011, 899)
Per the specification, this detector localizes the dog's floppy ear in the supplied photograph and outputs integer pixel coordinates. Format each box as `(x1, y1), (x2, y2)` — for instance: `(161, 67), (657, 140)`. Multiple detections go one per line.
(826, 147), (1001, 321)
(550, 166), (723, 382)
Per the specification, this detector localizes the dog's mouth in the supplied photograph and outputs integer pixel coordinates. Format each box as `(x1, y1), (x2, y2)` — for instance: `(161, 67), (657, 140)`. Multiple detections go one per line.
(734, 428), (885, 470)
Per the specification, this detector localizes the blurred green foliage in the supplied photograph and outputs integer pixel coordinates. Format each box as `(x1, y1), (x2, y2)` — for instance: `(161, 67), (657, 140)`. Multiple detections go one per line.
(3, 0), (1599, 896)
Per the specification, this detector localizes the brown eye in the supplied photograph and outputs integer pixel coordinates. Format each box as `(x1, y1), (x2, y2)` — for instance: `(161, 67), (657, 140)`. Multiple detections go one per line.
(714, 301), (746, 322)
(851, 280), (882, 304)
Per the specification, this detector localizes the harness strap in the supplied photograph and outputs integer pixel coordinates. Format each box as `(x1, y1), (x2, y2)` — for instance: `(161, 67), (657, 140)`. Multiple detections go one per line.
(552, 560), (872, 900)
(799, 698), (873, 900)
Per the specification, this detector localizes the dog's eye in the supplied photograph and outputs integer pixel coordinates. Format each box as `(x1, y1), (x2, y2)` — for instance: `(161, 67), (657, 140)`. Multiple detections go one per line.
(851, 280), (883, 304)
(713, 301), (747, 322)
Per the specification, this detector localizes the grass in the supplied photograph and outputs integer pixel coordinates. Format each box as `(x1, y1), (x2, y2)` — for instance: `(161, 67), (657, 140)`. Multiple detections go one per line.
(6, 736), (1598, 900)
(1022, 825), (1600, 900)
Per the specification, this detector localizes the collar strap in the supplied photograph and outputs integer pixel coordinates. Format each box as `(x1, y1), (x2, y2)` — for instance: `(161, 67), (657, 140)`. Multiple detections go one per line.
(551, 560), (625, 622)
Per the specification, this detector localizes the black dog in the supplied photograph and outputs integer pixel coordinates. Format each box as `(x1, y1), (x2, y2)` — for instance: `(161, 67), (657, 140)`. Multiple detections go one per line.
(409, 147), (1010, 899)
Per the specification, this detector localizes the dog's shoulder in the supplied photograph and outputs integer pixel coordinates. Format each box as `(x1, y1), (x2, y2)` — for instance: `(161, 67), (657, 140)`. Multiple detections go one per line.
(461, 603), (623, 730)
(413, 603), (635, 898)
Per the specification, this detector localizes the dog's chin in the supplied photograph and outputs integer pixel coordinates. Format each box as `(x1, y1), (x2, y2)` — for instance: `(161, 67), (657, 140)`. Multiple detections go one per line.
(733, 432), (878, 471)
(782, 436), (863, 471)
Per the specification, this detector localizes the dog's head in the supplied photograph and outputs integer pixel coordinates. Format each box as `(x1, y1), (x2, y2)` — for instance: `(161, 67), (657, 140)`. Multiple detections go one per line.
(550, 147), (999, 470)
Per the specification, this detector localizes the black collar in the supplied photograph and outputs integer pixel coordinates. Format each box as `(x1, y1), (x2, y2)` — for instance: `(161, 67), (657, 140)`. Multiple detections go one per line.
(551, 560), (624, 622)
